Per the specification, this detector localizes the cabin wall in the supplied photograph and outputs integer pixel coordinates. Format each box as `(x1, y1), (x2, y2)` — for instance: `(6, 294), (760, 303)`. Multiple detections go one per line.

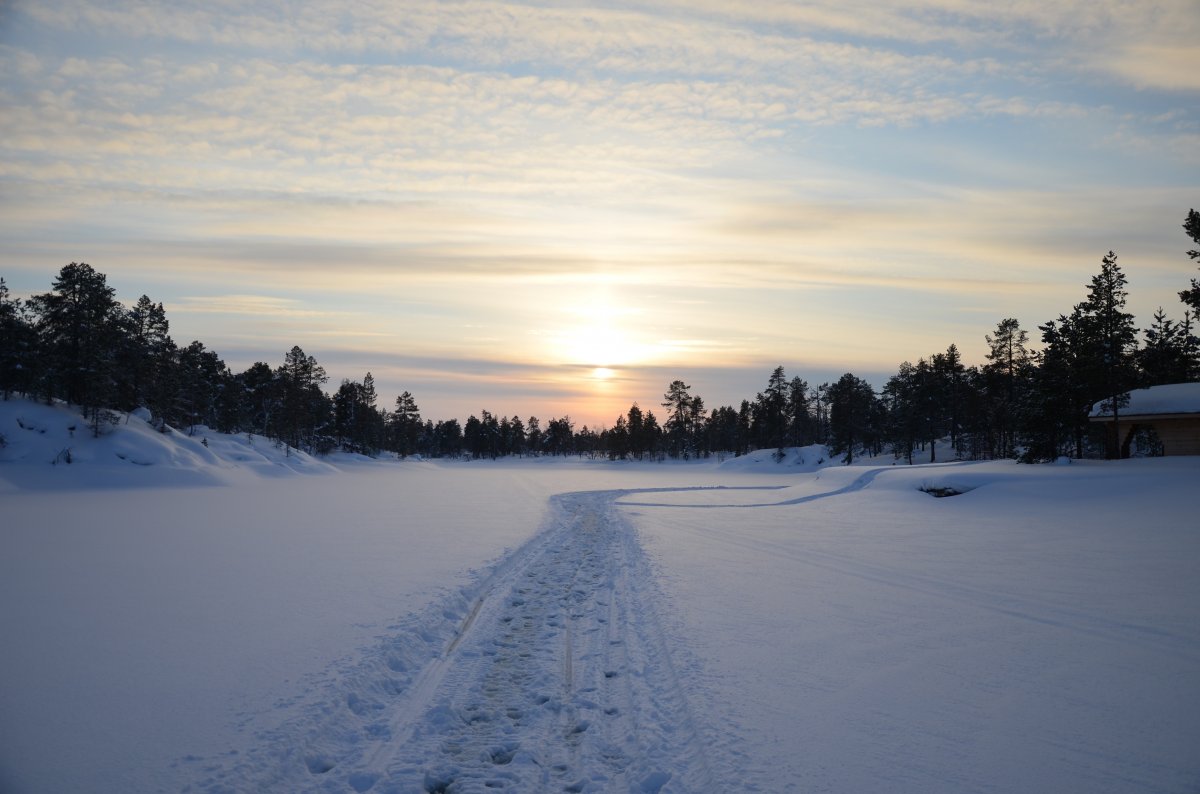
(1152, 418), (1200, 456)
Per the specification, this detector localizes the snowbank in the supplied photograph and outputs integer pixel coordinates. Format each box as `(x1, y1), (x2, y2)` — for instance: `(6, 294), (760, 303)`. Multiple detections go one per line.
(717, 444), (832, 471)
(0, 397), (335, 491)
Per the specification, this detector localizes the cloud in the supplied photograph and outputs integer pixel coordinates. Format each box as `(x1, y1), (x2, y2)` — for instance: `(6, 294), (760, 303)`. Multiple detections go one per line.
(1101, 44), (1200, 92)
(169, 294), (342, 319)
(3, 0), (1196, 426)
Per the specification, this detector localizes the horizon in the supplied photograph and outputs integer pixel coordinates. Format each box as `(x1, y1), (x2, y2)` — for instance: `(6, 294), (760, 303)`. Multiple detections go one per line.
(2, 1), (1198, 427)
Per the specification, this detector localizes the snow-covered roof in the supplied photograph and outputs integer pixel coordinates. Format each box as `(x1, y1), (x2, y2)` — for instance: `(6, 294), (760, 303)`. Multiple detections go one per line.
(1090, 382), (1200, 418)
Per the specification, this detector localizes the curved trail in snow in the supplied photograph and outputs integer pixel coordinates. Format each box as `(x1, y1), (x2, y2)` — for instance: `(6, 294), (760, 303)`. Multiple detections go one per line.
(620, 462), (982, 509)
(188, 488), (750, 794)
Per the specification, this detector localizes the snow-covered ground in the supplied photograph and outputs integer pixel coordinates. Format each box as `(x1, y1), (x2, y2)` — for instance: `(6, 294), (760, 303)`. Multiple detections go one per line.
(1, 399), (1198, 792)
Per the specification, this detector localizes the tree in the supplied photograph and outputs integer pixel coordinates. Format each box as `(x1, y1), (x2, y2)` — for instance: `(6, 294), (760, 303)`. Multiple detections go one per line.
(662, 379), (701, 458)
(0, 278), (35, 399)
(786, 376), (813, 447)
(545, 416), (574, 455)
(754, 366), (789, 451)
(333, 374), (384, 455)
(28, 263), (124, 434)
(933, 344), (967, 456)
(175, 340), (228, 434)
(983, 318), (1032, 458)
(607, 414), (630, 460)
(1029, 253), (1138, 460)
(389, 391), (422, 457)
(626, 403), (646, 460)
(1179, 209), (1200, 313)
(432, 418), (463, 457)
(506, 415), (526, 456)
(116, 295), (172, 413)
(827, 373), (879, 464)
(526, 416), (543, 456)
(1075, 252), (1139, 458)
(235, 361), (277, 436)
(883, 361), (920, 464)
(275, 345), (330, 452)
(1138, 308), (1200, 386)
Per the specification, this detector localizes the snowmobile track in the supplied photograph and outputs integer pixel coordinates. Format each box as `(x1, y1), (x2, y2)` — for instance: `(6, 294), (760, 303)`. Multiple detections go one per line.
(374, 490), (718, 793)
(184, 488), (735, 794)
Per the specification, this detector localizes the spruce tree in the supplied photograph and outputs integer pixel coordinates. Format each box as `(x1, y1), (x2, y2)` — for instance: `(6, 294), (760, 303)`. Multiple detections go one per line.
(1179, 209), (1200, 313)
(1076, 252), (1139, 457)
(1139, 308), (1200, 386)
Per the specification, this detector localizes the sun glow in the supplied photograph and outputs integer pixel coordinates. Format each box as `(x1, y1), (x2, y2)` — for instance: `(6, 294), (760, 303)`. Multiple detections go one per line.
(552, 293), (647, 369)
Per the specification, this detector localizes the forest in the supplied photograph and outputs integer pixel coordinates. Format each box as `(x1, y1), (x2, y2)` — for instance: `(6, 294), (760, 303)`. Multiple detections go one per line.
(2, 210), (1198, 464)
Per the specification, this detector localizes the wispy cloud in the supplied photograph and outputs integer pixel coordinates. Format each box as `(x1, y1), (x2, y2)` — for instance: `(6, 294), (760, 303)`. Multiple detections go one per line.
(2, 0), (1196, 424)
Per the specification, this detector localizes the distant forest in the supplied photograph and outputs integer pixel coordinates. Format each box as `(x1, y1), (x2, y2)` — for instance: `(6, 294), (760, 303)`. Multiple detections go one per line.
(3, 211), (1199, 464)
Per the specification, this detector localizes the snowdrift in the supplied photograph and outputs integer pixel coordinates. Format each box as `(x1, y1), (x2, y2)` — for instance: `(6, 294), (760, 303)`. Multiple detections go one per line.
(0, 397), (336, 491)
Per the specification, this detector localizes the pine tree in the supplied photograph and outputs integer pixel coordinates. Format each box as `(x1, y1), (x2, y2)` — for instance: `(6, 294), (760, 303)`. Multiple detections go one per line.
(1179, 209), (1200, 313)
(755, 366), (789, 451)
(116, 295), (172, 412)
(526, 416), (543, 456)
(786, 376), (812, 447)
(934, 344), (967, 455)
(545, 416), (574, 455)
(275, 345), (330, 453)
(27, 263), (124, 434)
(883, 361), (920, 464)
(827, 373), (878, 464)
(235, 362), (276, 436)
(626, 403), (646, 460)
(661, 379), (697, 458)
(983, 318), (1032, 459)
(507, 415), (526, 456)
(608, 414), (630, 460)
(389, 391), (422, 457)
(176, 341), (228, 434)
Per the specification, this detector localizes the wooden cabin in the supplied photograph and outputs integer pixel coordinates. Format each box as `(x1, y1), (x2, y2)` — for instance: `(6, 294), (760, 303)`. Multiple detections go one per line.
(1089, 383), (1200, 457)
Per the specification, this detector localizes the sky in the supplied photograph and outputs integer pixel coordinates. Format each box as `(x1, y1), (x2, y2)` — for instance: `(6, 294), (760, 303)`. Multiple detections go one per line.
(1, 1), (1198, 427)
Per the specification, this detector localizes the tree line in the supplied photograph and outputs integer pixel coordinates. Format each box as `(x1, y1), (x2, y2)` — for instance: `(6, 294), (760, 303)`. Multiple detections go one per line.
(2, 211), (1198, 463)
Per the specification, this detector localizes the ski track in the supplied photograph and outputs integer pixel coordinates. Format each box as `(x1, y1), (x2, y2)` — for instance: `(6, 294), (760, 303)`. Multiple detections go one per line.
(618, 463), (977, 509)
(184, 489), (740, 794)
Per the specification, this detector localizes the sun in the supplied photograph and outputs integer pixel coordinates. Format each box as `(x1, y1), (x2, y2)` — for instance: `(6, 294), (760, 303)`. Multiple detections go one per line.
(554, 296), (645, 369)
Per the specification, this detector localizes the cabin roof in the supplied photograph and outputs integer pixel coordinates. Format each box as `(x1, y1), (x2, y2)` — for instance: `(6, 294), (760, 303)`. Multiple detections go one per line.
(1090, 382), (1200, 419)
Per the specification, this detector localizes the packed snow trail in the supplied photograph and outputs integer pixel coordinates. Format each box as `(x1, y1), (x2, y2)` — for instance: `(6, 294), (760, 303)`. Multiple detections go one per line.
(187, 488), (762, 793)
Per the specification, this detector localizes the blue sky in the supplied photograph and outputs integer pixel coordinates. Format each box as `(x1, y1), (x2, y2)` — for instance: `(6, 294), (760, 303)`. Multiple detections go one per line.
(2, 0), (1198, 425)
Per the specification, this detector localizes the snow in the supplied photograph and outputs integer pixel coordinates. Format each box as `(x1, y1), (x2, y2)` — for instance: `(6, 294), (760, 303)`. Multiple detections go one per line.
(1, 397), (1198, 793)
(1089, 382), (1200, 417)
(0, 398), (335, 493)
(624, 458), (1200, 792)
